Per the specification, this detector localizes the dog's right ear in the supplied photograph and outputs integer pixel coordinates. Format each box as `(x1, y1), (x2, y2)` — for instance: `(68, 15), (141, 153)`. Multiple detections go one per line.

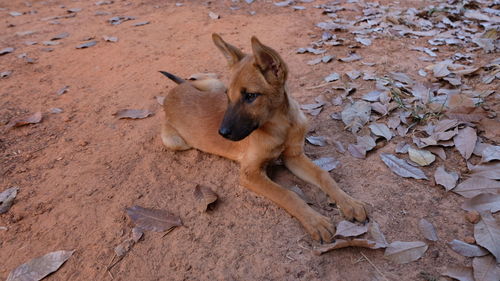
(212, 33), (245, 67)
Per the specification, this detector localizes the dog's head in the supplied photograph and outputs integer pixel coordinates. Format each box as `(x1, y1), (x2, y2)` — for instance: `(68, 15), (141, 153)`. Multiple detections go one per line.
(212, 33), (288, 141)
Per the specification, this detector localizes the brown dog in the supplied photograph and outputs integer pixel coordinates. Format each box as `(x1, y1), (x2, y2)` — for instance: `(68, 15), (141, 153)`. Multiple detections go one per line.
(160, 34), (367, 242)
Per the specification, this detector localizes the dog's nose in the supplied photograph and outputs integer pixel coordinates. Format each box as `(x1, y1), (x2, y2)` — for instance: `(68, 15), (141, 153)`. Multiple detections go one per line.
(218, 127), (231, 138)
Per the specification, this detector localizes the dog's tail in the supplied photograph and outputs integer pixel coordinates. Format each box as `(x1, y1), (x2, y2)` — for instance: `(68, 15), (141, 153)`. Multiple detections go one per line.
(159, 71), (186, 84)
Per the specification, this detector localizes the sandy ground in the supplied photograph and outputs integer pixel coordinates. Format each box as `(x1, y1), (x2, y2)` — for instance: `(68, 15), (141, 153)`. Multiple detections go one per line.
(1, 0), (498, 280)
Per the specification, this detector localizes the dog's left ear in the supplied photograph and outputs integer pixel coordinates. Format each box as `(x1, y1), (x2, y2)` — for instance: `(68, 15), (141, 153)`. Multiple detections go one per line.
(251, 36), (288, 85)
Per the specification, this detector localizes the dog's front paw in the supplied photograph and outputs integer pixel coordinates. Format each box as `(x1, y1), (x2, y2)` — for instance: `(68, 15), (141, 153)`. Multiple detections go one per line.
(338, 196), (367, 222)
(302, 212), (335, 243)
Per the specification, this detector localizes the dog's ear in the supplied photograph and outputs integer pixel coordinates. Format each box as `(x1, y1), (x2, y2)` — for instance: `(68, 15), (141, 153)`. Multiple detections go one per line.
(212, 33), (245, 67)
(251, 36), (288, 85)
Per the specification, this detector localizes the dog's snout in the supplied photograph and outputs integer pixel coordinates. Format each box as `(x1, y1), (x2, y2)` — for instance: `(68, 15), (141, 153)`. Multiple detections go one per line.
(219, 127), (231, 138)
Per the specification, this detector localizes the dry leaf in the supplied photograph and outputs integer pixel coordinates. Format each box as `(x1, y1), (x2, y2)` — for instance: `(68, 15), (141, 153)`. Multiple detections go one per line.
(312, 157), (340, 172)
(324, 72), (340, 82)
(442, 266), (474, 281)
(470, 162), (500, 180)
(474, 212), (500, 262)
(131, 227), (143, 242)
(473, 255), (500, 281)
(75, 41), (97, 49)
(408, 148), (435, 166)
(155, 96), (166, 105)
(453, 177), (500, 198)
(380, 153), (428, 180)
(7, 250), (74, 281)
(306, 136), (327, 146)
(426, 147), (446, 160)
(433, 60), (452, 78)
(434, 119), (459, 133)
(357, 135), (376, 151)
(369, 123), (392, 141)
(362, 90), (383, 102)
(371, 102), (388, 115)
(480, 145), (500, 163)
(194, 185), (218, 212)
(341, 101), (371, 133)
(334, 220), (368, 238)
(419, 219), (438, 241)
(0, 187), (18, 214)
(434, 166), (459, 191)
(339, 53), (362, 62)
(114, 239), (134, 257)
(334, 141), (346, 153)
(6, 112), (42, 129)
(462, 194), (500, 213)
(126, 205), (182, 232)
(395, 142), (410, 154)
(114, 109), (154, 119)
(384, 241), (428, 264)
(367, 220), (388, 247)
(348, 144), (367, 159)
(313, 238), (384, 255)
(391, 72), (414, 85)
(453, 127), (477, 160)
(448, 239), (489, 257)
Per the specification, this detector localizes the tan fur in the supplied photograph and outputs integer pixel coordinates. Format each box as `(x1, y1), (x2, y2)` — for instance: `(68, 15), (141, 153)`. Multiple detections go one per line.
(161, 34), (367, 242)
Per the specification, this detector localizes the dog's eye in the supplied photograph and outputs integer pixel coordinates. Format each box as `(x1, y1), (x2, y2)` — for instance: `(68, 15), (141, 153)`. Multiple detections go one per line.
(242, 91), (260, 103)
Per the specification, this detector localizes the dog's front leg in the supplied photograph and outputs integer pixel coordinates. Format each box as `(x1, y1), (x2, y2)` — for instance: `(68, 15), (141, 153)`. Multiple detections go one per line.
(283, 153), (367, 222)
(239, 164), (335, 242)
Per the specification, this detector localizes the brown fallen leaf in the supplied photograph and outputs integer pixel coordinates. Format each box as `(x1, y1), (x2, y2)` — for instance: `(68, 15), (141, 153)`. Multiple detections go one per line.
(434, 166), (459, 191)
(426, 146), (446, 160)
(313, 238), (384, 256)
(419, 219), (438, 241)
(357, 135), (376, 151)
(442, 265), (474, 281)
(434, 119), (459, 133)
(312, 157), (340, 172)
(126, 205), (182, 232)
(6, 111), (42, 129)
(453, 177), (500, 198)
(7, 250), (74, 281)
(369, 123), (392, 141)
(334, 220), (368, 238)
(348, 144), (366, 159)
(341, 101), (371, 133)
(448, 239), (489, 257)
(469, 162), (500, 180)
(462, 193), (500, 213)
(194, 185), (218, 212)
(367, 220), (388, 247)
(306, 136), (327, 146)
(380, 153), (428, 180)
(114, 109), (154, 119)
(473, 255), (500, 281)
(474, 212), (500, 262)
(384, 241), (428, 264)
(480, 145), (500, 163)
(408, 148), (435, 166)
(454, 127), (477, 160)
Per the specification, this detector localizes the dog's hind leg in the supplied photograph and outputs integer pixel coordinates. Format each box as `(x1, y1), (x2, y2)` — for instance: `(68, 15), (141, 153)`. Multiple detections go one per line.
(161, 122), (191, 151)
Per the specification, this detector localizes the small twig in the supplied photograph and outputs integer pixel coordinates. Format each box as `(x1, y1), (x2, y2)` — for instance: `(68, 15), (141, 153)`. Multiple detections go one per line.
(162, 227), (175, 237)
(305, 81), (337, 90)
(360, 252), (390, 281)
(107, 270), (114, 280)
(298, 244), (312, 251)
(285, 253), (295, 261)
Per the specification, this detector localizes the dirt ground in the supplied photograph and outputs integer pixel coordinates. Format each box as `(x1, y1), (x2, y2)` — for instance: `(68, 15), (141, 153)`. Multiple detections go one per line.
(0, 0), (498, 280)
